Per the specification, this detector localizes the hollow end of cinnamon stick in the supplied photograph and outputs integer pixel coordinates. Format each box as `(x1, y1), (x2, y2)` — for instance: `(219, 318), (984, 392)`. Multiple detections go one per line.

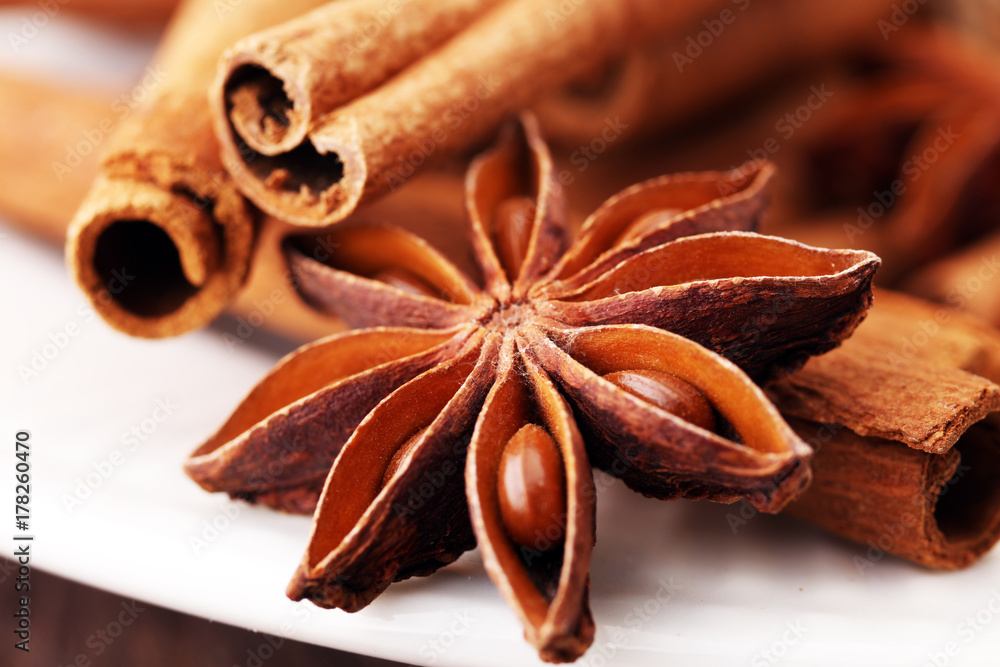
(770, 290), (1000, 569)
(67, 177), (252, 338)
(221, 60), (310, 157)
(214, 63), (355, 227)
(784, 414), (1000, 571)
(932, 419), (1000, 559)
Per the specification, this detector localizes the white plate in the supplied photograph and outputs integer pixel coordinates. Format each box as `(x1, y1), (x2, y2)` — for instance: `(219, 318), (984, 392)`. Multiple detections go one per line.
(3, 220), (1000, 667)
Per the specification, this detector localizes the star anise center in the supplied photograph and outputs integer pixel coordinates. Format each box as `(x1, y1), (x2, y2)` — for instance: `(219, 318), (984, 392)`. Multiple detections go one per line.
(484, 300), (540, 332)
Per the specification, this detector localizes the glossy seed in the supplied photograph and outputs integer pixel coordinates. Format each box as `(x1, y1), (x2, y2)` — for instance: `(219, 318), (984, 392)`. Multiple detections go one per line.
(602, 369), (715, 432)
(372, 268), (439, 299)
(382, 427), (427, 489)
(497, 424), (567, 550)
(493, 196), (536, 280)
(616, 208), (683, 246)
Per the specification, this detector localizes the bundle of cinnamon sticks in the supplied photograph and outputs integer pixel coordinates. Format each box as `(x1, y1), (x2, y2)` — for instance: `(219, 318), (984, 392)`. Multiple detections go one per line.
(3, 0), (1000, 638)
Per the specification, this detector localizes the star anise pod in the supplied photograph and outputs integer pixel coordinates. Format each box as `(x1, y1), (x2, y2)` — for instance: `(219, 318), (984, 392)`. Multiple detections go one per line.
(775, 27), (1000, 285)
(185, 115), (878, 662)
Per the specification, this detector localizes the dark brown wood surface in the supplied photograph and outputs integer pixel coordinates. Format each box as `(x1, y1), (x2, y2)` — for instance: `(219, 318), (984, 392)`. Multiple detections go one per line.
(0, 560), (410, 667)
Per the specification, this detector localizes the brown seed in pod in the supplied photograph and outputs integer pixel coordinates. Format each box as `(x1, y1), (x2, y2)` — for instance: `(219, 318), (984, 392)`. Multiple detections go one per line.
(614, 208), (684, 246)
(467, 337), (595, 663)
(602, 369), (715, 432)
(497, 423), (568, 549)
(382, 427), (429, 488)
(371, 269), (439, 299)
(493, 196), (537, 281)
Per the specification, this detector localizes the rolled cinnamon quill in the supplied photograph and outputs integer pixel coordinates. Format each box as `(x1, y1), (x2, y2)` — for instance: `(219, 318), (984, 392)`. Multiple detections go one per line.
(213, 0), (720, 226)
(0, 0), (179, 27)
(214, 0), (504, 159)
(768, 290), (1000, 569)
(0, 73), (109, 242)
(768, 27), (1000, 285)
(533, 0), (897, 147)
(66, 0), (328, 338)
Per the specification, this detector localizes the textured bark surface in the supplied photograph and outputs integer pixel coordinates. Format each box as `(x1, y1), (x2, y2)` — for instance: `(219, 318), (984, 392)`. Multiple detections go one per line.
(215, 0), (503, 157)
(215, 0), (721, 225)
(0, 74), (110, 241)
(770, 290), (1000, 569)
(532, 0), (898, 146)
(66, 0), (330, 338)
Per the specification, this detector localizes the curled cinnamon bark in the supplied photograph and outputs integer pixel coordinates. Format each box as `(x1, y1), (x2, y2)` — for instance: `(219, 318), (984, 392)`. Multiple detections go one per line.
(0, 0), (178, 26)
(534, 0), (898, 146)
(214, 0), (503, 159)
(66, 0), (329, 338)
(212, 0), (721, 226)
(0, 74), (109, 242)
(770, 290), (1000, 569)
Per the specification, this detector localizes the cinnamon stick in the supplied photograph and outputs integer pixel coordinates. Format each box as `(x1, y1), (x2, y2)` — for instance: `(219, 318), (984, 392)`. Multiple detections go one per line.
(227, 168), (472, 345)
(0, 0), (178, 27)
(66, 0), (328, 339)
(0, 72), (110, 242)
(768, 290), (1000, 569)
(903, 231), (1000, 329)
(533, 0), (896, 147)
(767, 26), (1000, 285)
(214, 0), (503, 159)
(213, 0), (721, 226)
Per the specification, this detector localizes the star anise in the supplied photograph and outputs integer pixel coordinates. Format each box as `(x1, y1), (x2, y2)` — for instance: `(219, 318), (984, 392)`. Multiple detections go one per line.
(185, 115), (879, 662)
(774, 27), (1000, 285)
